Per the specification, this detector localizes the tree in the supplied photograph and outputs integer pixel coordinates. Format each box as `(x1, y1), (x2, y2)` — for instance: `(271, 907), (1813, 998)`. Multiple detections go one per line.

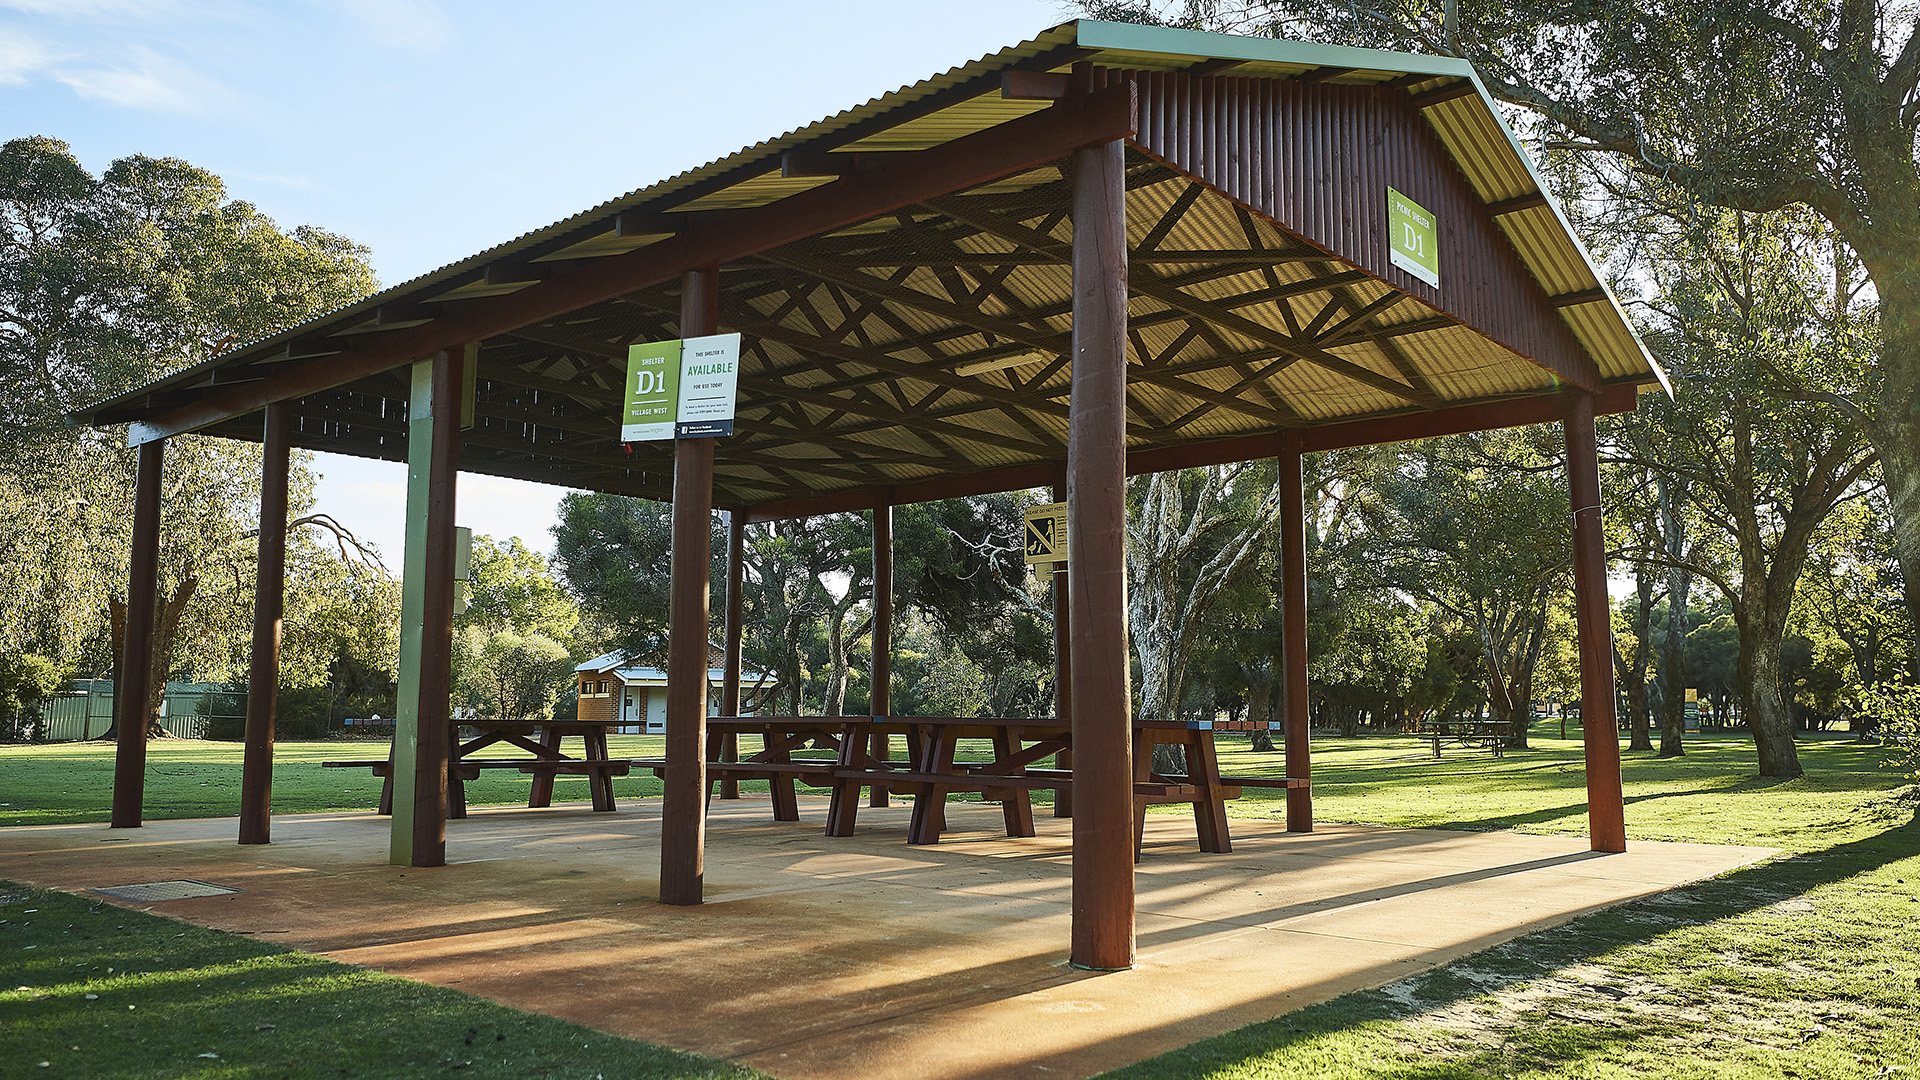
(0, 136), (378, 736)
(1129, 464), (1282, 725)
(459, 535), (580, 645)
(456, 629), (574, 720)
(0, 652), (66, 741)
(1099, 0), (1920, 669)
(1363, 430), (1573, 747)
(1617, 209), (1879, 777)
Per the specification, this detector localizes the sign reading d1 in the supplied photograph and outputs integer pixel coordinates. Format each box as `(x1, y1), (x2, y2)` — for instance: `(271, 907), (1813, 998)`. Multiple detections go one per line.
(622, 339), (682, 442)
(621, 332), (743, 441)
(674, 333), (742, 438)
(1386, 186), (1439, 289)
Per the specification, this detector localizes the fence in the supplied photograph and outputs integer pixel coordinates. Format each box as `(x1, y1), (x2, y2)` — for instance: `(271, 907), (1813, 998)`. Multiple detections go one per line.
(35, 681), (244, 742)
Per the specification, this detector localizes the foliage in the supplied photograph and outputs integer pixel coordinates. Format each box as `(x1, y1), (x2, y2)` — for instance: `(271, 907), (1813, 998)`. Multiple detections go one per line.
(0, 135), (383, 736)
(0, 652), (64, 741)
(1130, 0), (1920, 656)
(551, 492), (723, 662)
(1858, 675), (1920, 783)
(1361, 430), (1572, 745)
(459, 535), (580, 645)
(456, 628), (574, 720)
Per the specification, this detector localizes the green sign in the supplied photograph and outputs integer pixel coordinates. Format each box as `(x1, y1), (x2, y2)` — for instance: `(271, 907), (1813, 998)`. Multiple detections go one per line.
(622, 340), (683, 442)
(1387, 187), (1439, 288)
(621, 332), (743, 441)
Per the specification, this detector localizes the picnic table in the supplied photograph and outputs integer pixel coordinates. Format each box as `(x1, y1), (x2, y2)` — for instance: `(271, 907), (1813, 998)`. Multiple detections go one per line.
(640, 716), (1307, 860)
(1424, 718), (1508, 758)
(323, 718), (632, 817)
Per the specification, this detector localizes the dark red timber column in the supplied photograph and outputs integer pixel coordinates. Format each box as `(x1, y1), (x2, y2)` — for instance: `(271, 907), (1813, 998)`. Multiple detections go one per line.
(719, 511), (746, 799)
(1566, 392), (1628, 853)
(239, 401), (292, 844)
(1278, 429), (1312, 832)
(1051, 482), (1073, 819)
(869, 498), (894, 805)
(110, 438), (166, 829)
(1067, 130), (1134, 971)
(661, 266), (720, 905)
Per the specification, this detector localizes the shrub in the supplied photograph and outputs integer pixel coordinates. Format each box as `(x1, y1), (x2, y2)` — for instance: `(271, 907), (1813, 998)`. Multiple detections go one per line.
(0, 654), (68, 742)
(1858, 677), (1920, 785)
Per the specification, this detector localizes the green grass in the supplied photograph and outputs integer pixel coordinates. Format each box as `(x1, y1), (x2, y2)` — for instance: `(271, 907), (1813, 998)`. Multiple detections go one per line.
(0, 881), (765, 1079)
(1107, 729), (1920, 1079)
(0, 736), (683, 827)
(4, 726), (1918, 1079)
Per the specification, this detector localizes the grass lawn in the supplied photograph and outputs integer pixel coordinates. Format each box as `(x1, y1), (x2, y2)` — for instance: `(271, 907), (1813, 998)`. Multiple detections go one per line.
(1115, 729), (1920, 1079)
(3, 726), (1917, 1078)
(0, 882), (765, 1079)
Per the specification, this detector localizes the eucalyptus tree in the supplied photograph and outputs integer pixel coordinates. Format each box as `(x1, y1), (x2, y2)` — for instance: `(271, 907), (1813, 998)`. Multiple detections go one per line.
(1128, 463), (1284, 746)
(1362, 429), (1572, 747)
(1621, 209), (1879, 777)
(0, 136), (379, 734)
(1086, 0), (1920, 663)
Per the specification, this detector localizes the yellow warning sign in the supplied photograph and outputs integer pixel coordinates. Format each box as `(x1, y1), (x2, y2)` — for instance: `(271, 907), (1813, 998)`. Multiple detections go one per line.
(1023, 502), (1067, 565)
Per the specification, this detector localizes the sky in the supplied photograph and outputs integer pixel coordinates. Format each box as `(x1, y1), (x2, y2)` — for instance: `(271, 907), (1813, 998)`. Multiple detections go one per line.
(3, 0), (1073, 558)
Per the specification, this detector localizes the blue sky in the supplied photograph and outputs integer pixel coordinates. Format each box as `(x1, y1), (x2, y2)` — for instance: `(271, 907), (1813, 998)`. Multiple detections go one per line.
(4, 0), (1070, 558)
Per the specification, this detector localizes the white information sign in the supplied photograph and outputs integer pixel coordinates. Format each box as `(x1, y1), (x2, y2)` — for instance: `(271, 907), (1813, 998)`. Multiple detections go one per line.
(673, 333), (742, 438)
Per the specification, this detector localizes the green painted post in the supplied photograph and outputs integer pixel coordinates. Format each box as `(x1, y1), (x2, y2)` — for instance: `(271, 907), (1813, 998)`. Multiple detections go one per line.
(389, 347), (465, 867)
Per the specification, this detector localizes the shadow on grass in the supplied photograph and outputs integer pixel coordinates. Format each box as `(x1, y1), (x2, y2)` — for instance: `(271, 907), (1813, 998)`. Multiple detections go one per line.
(0, 882), (767, 1080)
(1415, 775), (1814, 834)
(1093, 803), (1920, 1079)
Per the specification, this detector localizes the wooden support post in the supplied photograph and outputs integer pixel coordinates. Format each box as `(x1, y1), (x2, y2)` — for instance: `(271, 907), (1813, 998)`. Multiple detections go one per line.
(389, 346), (465, 868)
(1278, 430), (1312, 832)
(870, 499), (893, 806)
(1566, 393), (1628, 853)
(239, 402), (291, 845)
(661, 267), (719, 906)
(719, 513), (746, 800)
(1051, 483), (1073, 819)
(1067, 135), (1134, 972)
(110, 438), (165, 829)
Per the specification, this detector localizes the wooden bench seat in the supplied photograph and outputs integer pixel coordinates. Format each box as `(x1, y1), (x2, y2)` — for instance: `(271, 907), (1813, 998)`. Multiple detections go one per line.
(508, 759), (631, 776)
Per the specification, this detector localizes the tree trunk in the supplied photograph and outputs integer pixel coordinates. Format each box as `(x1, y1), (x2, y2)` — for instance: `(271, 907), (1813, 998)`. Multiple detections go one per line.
(1858, 233), (1920, 681)
(1657, 473), (1690, 758)
(821, 599), (872, 717)
(1621, 563), (1655, 752)
(1246, 666), (1276, 752)
(1738, 616), (1803, 778)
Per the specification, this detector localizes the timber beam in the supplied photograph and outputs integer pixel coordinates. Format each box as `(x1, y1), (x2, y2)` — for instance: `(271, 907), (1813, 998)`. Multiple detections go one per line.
(125, 82), (1138, 446)
(735, 384), (1640, 522)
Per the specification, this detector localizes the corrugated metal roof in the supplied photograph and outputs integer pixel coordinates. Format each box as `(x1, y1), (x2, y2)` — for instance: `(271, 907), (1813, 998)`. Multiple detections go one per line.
(75, 19), (1664, 509)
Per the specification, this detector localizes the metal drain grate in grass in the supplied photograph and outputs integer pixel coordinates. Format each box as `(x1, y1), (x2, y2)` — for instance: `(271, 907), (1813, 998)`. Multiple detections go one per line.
(93, 880), (244, 902)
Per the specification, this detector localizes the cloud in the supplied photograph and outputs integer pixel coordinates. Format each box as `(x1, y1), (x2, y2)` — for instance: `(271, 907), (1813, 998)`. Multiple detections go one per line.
(52, 45), (232, 113)
(0, 27), (62, 84)
(334, 0), (449, 50)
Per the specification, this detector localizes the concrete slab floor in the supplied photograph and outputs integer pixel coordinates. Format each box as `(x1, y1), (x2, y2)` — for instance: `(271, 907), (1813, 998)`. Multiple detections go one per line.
(0, 798), (1771, 1080)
